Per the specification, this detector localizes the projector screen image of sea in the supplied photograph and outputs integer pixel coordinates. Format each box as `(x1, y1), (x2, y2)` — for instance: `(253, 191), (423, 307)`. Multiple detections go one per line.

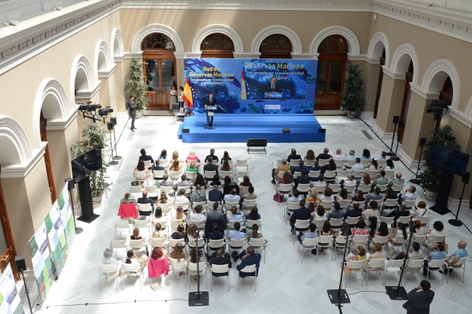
(184, 58), (318, 114)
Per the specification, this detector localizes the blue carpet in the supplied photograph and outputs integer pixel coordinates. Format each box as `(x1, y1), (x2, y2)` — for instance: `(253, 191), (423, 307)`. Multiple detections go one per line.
(178, 114), (325, 143)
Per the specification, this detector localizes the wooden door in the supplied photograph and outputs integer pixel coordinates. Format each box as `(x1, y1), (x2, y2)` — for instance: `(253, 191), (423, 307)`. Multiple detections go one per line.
(315, 57), (346, 110)
(40, 113), (57, 203)
(373, 49), (386, 119)
(143, 51), (176, 111)
(0, 168), (18, 278)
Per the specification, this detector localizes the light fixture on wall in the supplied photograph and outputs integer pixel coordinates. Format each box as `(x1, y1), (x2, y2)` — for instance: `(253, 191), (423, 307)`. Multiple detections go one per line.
(373, 14), (377, 21)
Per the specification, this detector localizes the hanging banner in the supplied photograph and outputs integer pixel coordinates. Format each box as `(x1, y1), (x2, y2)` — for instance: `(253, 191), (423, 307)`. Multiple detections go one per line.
(184, 58), (317, 114)
(29, 222), (54, 303)
(45, 202), (68, 278)
(0, 264), (25, 314)
(57, 184), (75, 249)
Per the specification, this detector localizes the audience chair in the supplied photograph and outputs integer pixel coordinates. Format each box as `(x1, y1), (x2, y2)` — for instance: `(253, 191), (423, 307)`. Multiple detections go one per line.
(308, 170), (321, 181)
(150, 237), (167, 250)
(318, 158), (331, 166)
(360, 159), (371, 168)
(403, 199), (416, 211)
(320, 200), (334, 211)
(235, 159), (249, 171)
(130, 183), (143, 195)
(384, 169), (395, 179)
(345, 216), (361, 228)
(289, 159), (301, 167)
(337, 199), (350, 210)
(115, 219), (131, 239)
(246, 219), (262, 232)
(293, 219), (310, 235)
(224, 201), (239, 212)
(204, 170), (217, 181)
(168, 238), (186, 253)
(153, 170), (165, 180)
(333, 159), (344, 169)
(207, 239), (225, 255)
(169, 170), (182, 182)
(134, 219), (151, 239)
(228, 238), (245, 256)
(120, 262), (143, 291)
(277, 183), (293, 205)
(242, 199), (257, 210)
(415, 215), (430, 228)
(292, 171), (302, 179)
(329, 184), (341, 194)
(357, 184), (370, 193)
(210, 264), (231, 292)
(187, 261), (207, 290)
(343, 185), (356, 195)
(446, 257), (466, 284)
(403, 259), (424, 285)
(98, 263), (120, 291)
(190, 220), (206, 230)
(299, 238), (318, 264)
(248, 237), (266, 263)
(285, 202), (300, 224)
(304, 158), (315, 167)
(392, 184), (404, 194)
(185, 171), (196, 182)
(313, 185), (326, 193)
(333, 234), (349, 261)
(159, 185), (175, 198)
(371, 236), (389, 254)
(238, 265), (258, 291)
(384, 259), (404, 286)
(367, 170), (379, 179)
(134, 170), (148, 183)
(365, 258), (386, 286)
(352, 170), (364, 180)
(345, 260), (364, 288)
(396, 215), (410, 226)
(129, 239), (147, 257)
(425, 259), (447, 285)
(317, 235), (333, 261)
(297, 183), (311, 196)
(237, 170), (250, 182)
(137, 203), (153, 217)
(330, 218), (344, 230)
(352, 234), (369, 247)
(313, 219), (327, 233)
(272, 159), (282, 168)
(324, 170), (337, 183)
(345, 160), (356, 168)
(226, 219), (243, 232)
(111, 239), (128, 260)
(158, 203), (171, 216)
(145, 184), (158, 198)
(219, 170), (234, 180)
(376, 184), (388, 193)
(379, 216), (395, 229)
(390, 235), (407, 255)
(168, 257), (187, 286)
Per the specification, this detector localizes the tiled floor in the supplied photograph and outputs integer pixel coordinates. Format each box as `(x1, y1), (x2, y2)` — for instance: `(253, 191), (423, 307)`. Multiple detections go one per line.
(21, 114), (472, 313)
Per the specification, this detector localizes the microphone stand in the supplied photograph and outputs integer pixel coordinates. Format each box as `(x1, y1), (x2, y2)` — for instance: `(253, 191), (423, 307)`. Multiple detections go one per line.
(327, 227), (351, 312)
(385, 223), (414, 300)
(188, 232), (209, 306)
(66, 178), (83, 234)
(449, 174), (469, 227)
(390, 120), (404, 162)
(409, 145), (425, 185)
(386, 122), (398, 157)
(112, 127), (122, 160)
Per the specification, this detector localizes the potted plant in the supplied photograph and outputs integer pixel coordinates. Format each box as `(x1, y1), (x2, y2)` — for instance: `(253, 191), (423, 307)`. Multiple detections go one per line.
(124, 57), (149, 118)
(418, 125), (460, 201)
(71, 121), (110, 206)
(341, 61), (366, 117)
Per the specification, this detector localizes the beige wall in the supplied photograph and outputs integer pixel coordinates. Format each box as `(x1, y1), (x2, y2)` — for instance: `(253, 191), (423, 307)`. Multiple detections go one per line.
(376, 75), (406, 133)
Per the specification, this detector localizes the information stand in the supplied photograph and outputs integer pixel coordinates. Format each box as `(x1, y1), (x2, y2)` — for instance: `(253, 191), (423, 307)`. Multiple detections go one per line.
(206, 106), (216, 129)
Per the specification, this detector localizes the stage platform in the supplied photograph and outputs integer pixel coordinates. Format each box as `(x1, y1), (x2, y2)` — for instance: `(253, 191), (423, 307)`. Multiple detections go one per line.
(177, 114), (326, 143)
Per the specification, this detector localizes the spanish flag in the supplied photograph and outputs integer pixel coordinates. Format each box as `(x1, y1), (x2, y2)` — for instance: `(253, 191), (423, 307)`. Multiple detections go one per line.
(183, 76), (193, 109)
(241, 67), (247, 100)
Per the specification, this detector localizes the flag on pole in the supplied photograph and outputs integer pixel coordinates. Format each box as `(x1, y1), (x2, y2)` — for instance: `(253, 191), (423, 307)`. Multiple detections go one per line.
(241, 67), (247, 100)
(183, 76), (193, 109)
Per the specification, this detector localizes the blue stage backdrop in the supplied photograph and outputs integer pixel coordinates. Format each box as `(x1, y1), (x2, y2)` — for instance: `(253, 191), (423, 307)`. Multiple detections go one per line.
(184, 58), (317, 114)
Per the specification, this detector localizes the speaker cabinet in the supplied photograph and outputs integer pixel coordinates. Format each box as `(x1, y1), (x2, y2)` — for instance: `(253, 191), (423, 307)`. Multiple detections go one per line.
(393, 115), (400, 124)
(183, 128), (190, 133)
(282, 128), (290, 133)
(15, 255), (26, 272)
(318, 128), (326, 133)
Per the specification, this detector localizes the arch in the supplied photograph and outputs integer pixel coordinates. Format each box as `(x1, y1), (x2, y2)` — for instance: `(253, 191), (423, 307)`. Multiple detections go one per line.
(0, 115), (32, 165)
(421, 59), (460, 111)
(131, 24), (184, 55)
(192, 24), (243, 54)
(251, 25), (302, 55)
(366, 32), (390, 65)
(389, 43), (419, 85)
(95, 40), (112, 73)
(310, 26), (360, 57)
(465, 96), (472, 119)
(70, 55), (96, 100)
(32, 78), (69, 146)
(111, 28), (124, 59)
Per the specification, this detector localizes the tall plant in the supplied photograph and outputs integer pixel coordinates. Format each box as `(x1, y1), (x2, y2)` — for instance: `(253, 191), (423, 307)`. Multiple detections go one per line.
(418, 125), (460, 193)
(71, 121), (110, 198)
(341, 61), (366, 115)
(124, 57), (149, 111)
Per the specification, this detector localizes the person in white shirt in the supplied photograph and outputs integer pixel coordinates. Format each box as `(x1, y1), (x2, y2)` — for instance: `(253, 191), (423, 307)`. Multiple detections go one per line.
(314, 174), (327, 186)
(102, 248), (120, 265)
(224, 188), (241, 203)
(333, 148), (345, 160)
(175, 189), (190, 206)
(227, 206), (243, 222)
(343, 174), (356, 186)
(190, 205), (206, 222)
(345, 150), (356, 161)
(286, 188), (302, 205)
(228, 221), (245, 241)
(411, 201), (428, 221)
(403, 186), (417, 201)
(349, 157), (364, 173)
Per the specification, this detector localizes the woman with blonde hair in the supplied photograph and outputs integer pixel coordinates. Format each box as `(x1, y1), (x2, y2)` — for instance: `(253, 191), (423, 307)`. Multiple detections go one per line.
(175, 206), (185, 220)
(360, 173), (371, 185)
(185, 150), (200, 164)
(158, 191), (172, 205)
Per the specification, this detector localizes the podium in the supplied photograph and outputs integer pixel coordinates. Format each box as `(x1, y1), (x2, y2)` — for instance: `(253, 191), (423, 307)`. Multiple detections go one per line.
(205, 106), (216, 129)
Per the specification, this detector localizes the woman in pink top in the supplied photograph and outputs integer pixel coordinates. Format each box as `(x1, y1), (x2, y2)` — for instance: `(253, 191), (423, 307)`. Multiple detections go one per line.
(185, 150), (200, 164)
(148, 247), (170, 287)
(352, 219), (369, 235)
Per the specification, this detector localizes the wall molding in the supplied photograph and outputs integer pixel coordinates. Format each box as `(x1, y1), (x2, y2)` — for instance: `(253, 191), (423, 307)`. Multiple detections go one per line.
(1, 142), (47, 178)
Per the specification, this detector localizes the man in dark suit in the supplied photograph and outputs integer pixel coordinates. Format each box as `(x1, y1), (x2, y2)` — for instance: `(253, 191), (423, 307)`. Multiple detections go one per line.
(234, 247), (261, 278)
(204, 156), (219, 178)
(209, 184), (223, 203)
(289, 200), (311, 232)
(291, 160), (307, 175)
(137, 190), (155, 215)
(294, 169), (310, 189)
(403, 280), (434, 314)
(287, 148), (301, 163)
(208, 249), (232, 276)
(307, 160), (323, 182)
(205, 148), (219, 163)
(152, 160), (165, 172)
(128, 96), (137, 131)
(204, 93), (217, 127)
(265, 76), (282, 92)
(316, 148), (332, 161)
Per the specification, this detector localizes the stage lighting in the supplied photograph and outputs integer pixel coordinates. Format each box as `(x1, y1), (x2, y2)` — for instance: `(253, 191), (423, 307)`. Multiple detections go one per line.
(426, 100), (448, 114)
(98, 107), (114, 116)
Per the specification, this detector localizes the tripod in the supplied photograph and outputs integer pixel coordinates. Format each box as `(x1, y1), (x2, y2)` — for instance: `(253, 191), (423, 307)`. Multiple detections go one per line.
(327, 227), (351, 312)
(386, 116), (400, 157)
(385, 222), (415, 300)
(449, 172), (470, 227)
(390, 119), (405, 161)
(108, 129), (119, 165)
(66, 178), (83, 234)
(410, 137), (427, 185)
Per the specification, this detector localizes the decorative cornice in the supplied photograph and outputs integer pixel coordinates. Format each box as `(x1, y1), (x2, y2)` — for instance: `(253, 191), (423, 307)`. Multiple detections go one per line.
(45, 108), (79, 131)
(0, 0), (120, 76)
(1, 142), (47, 178)
(374, 0), (472, 44)
(382, 67), (405, 80)
(449, 107), (472, 129)
(75, 81), (101, 100)
(98, 64), (116, 78)
(409, 83), (440, 100)
(120, 0), (373, 11)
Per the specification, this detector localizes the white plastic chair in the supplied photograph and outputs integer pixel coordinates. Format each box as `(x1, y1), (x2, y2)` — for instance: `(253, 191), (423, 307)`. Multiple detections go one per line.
(115, 219), (131, 239)
(137, 203), (153, 217)
(210, 264), (231, 292)
(187, 261), (207, 290)
(168, 257), (187, 286)
(120, 262), (143, 291)
(277, 183), (293, 205)
(129, 239), (147, 256)
(384, 259), (404, 285)
(98, 263), (120, 291)
(111, 239), (128, 260)
(285, 202), (300, 223)
(345, 260), (364, 287)
(446, 257), (466, 283)
(425, 258), (447, 285)
(248, 237), (266, 263)
(238, 264), (257, 291)
(317, 235), (333, 261)
(299, 237), (318, 264)
(365, 258), (386, 285)
(242, 199), (257, 210)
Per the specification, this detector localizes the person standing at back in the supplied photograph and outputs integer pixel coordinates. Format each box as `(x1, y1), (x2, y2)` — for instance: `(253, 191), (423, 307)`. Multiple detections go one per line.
(128, 96), (137, 131)
(403, 280), (434, 314)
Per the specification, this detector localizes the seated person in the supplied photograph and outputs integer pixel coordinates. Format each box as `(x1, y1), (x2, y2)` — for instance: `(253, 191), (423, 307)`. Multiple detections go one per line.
(209, 184), (223, 203)
(204, 156), (219, 178)
(137, 190), (155, 213)
(364, 243), (386, 270)
(190, 184), (206, 203)
(169, 159), (182, 172)
(423, 242), (446, 276)
(394, 241), (423, 262)
(220, 159), (232, 172)
(344, 202), (362, 220)
(102, 248), (119, 265)
(402, 186), (418, 203)
(190, 205), (206, 222)
(193, 174), (206, 188)
(374, 221), (389, 237)
(228, 221), (245, 241)
(272, 158), (291, 183)
(233, 247), (261, 278)
(411, 201), (428, 221)
(361, 149), (371, 160)
(320, 221), (332, 236)
(223, 176), (240, 196)
(227, 206), (243, 222)
(286, 188), (302, 205)
(352, 219), (369, 235)
(242, 186), (257, 209)
(362, 200), (379, 219)
(133, 160), (150, 181)
(321, 159), (337, 174)
(443, 241), (468, 274)
(209, 174), (221, 187)
(139, 148), (154, 164)
(159, 174), (174, 187)
(220, 151), (232, 164)
(329, 202), (345, 220)
(208, 222), (224, 240)
(291, 160), (307, 175)
(371, 170), (388, 188)
(185, 150), (200, 165)
(294, 169), (310, 189)
(158, 149), (167, 161)
(289, 200), (311, 232)
(157, 191), (172, 206)
(319, 187), (335, 202)
(224, 188), (241, 204)
(118, 193), (138, 220)
(186, 161), (199, 175)
(297, 222), (318, 244)
(311, 205), (328, 220)
(317, 147), (332, 161)
(342, 175), (356, 187)
(314, 174), (326, 186)
(175, 206), (186, 221)
(245, 207), (261, 221)
(205, 148), (219, 163)
(152, 223), (166, 238)
(152, 207), (167, 227)
(174, 189), (190, 207)
(287, 148), (301, 163)
(364, 187), (382, 209)
(152, 160), (165, 172)
(209, 249), (232, 275)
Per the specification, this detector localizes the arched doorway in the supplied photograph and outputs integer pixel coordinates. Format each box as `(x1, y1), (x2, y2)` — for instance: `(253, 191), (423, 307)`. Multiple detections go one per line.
(259, 34), (292, 59)
(398, 61), (413, 143)
(142, 33), (176, 110)
(315, 35), (348, 110)
(201, 33), (234, 58)
(373, 49), (386, 119)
